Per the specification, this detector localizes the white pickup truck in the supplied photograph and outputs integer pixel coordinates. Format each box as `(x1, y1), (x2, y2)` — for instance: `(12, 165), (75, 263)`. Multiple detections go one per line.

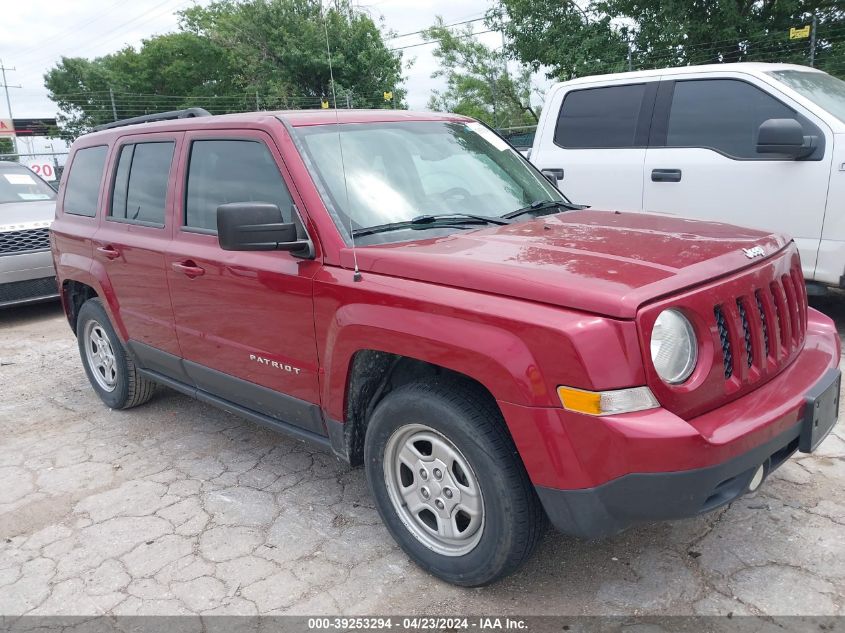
(529, 62), (845, 291)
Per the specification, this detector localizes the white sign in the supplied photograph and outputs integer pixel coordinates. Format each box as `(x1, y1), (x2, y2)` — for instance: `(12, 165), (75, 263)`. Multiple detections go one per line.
(21, 159), (56, 181)
(0, 119), (14, 135)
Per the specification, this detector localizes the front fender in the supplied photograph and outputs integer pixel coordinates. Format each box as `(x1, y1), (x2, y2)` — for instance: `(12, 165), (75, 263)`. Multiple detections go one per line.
(314, 269), (647, 423)
(321, 304), (543, 421)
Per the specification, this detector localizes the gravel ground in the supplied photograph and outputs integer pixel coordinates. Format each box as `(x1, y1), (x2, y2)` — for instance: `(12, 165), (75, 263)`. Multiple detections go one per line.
(0, 299), (843, 618)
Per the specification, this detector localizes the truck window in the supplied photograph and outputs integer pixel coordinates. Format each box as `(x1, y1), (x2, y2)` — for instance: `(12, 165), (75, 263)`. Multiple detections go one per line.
(554, 84), (647, 149)
(184, 140), (293, 232)
(110, 142), (175, 225)
(64, 146), (108, 217)
(666, 79), (796, 159)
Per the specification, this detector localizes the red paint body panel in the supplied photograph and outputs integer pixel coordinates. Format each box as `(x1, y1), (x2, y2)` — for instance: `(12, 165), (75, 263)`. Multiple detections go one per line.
(51, 110), (841, 500)
(338, 211), (787, 319)
(503, 307), (839, 489)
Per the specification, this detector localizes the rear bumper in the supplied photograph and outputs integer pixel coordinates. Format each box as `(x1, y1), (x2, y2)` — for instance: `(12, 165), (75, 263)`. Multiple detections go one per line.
(500, 308), (840, 539)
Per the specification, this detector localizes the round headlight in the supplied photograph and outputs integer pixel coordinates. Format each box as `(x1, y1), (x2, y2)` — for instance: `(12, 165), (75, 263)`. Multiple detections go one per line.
(650, 309), (697, 384)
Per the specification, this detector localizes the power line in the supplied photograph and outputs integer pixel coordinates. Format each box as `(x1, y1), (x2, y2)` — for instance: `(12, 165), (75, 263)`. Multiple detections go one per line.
(0, 60), (21, 154)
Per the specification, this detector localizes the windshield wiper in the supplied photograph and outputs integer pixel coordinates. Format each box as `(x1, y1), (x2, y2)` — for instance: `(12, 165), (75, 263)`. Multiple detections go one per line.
(352, 213), (512, 238)
(502, 199), (586, 220)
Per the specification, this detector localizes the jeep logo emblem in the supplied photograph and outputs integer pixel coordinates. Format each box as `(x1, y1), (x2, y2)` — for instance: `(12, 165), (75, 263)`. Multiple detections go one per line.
(742, 246), (765, 259)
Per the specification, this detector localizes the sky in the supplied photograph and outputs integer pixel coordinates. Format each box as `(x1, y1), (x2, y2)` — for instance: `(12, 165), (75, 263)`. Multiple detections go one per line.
(0, 0), (552, 154)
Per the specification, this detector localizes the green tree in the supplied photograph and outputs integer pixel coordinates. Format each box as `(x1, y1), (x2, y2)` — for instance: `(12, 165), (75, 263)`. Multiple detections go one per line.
(0, 137), (15, 159)
(494, 0), (845, 79)
(423, 17), (539, 128)
(44, 0), (405, 138)
(181, 0), (405, 109)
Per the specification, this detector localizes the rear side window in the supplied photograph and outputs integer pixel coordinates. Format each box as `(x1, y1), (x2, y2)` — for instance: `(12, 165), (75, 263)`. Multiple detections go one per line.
(110, 142), (175, 225)
(64, 146), (108, 217)
(555, 84), (647, 148)
(184, 140), (293, 231)
(666, 79), (796, 159)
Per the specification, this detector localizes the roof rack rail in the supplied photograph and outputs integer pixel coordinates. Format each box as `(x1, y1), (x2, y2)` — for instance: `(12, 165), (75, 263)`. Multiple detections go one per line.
(92, 107), (212, 132)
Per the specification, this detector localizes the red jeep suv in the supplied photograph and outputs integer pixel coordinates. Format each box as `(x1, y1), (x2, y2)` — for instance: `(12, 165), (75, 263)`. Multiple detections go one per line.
(51, 108), (840, 586)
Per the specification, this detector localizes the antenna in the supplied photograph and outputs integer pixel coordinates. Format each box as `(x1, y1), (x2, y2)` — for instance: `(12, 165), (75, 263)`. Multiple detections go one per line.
(323, 4), (362, 282)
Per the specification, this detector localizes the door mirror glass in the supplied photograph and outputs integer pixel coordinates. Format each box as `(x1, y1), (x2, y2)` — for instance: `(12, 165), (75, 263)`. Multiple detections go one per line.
(216, 202), (310, 254)
(756, 118), (816, 158)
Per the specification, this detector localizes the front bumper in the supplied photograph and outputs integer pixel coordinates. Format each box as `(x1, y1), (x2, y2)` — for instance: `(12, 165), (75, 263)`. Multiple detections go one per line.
(0, 250), (58, 307)
(536, 414), (808, 539)
(500, 308), (840, 539)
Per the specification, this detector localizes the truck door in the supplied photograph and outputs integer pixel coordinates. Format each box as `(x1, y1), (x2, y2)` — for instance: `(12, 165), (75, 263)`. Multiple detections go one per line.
(530, 79), (657, 211)
(165, 130), (325, 436)
(642, 75), (833, 280)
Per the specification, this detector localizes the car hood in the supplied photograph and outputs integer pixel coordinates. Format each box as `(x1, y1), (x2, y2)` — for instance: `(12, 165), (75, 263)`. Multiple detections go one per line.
(342, 210), (789, 319)
(0, 200), (56, 232)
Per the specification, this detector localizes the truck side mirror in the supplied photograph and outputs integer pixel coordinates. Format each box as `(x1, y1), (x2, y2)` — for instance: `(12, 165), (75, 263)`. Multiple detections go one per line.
(217, 202), (312, 256)
(756, 118), (816, 159)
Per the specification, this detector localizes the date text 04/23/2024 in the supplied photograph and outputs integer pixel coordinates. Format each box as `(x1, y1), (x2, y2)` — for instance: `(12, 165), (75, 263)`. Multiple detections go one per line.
(307, 617), (528, 630)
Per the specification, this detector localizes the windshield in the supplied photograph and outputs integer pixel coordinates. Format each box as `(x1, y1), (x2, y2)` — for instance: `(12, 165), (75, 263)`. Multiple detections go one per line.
(768, 70), (845, 124)
(295, 121), (563, 243)
(0, 164), (56, 204)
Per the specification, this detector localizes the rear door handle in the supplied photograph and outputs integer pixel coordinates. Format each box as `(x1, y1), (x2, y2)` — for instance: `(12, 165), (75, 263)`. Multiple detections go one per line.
(96, 245), (120, 260)
(651, 168), (682, 182)
(171, 260), (205, 278)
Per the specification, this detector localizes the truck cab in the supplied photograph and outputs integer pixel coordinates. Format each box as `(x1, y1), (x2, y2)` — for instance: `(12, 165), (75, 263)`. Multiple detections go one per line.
(52, 108), (840, 587)
(530, 63), (845, 291)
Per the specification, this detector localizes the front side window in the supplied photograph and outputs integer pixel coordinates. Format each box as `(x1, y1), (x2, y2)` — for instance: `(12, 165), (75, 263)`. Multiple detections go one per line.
(185, 140), (293, 231)
(666, 79), (796, 158)
(296, 121), (561, 244)
(110, 142), (174, 225)
(554, 84), (647, 148)
(64, 146), (108, 217)
(768, 69), (845, 124)
(0, 164), (56, 205)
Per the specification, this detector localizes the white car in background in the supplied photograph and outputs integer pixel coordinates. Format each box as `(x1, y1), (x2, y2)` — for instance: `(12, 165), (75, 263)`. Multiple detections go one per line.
(0, 161), (59, 307)
(530, 63), (845, 292)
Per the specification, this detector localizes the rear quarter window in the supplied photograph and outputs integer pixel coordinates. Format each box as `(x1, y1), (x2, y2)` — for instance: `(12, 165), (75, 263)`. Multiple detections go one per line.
(63, 146), (108, 217)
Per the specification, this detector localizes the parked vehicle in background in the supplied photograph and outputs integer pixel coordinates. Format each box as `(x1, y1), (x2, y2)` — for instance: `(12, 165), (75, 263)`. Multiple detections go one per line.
(530, 62), (845, 292)
(52, 108), (840, 586)
(0, 161), (59, 307)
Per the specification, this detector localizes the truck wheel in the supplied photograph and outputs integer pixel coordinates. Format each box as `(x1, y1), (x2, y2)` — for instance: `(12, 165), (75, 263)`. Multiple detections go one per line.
(77, 298), (155, 410)
(364, 378), (545, 586)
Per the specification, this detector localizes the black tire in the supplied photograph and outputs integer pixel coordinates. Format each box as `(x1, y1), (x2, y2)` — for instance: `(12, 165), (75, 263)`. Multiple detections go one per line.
(364, 378), (545, 586)
(76, 298), (155, 410)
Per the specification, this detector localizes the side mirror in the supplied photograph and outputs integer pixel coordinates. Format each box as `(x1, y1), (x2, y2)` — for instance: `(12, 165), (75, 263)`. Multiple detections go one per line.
(756, 118), (816, 159)
(217, 202), (312, 256)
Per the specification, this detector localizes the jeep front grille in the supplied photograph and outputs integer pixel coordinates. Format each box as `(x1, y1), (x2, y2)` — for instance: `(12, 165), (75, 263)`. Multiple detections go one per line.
(0, 228), (51, 255)
(714, 306), (733, 379)
(714, 265), (807, 384)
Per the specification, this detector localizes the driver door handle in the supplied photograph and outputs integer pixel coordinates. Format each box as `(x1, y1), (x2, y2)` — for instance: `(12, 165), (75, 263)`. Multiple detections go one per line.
(171, 260), (205, 278)
(651, 168), (682, 182)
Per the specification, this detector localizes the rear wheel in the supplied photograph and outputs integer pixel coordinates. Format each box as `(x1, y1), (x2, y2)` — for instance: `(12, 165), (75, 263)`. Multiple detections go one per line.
(77, 298), (155, 409)
(364, 378), (545, 586)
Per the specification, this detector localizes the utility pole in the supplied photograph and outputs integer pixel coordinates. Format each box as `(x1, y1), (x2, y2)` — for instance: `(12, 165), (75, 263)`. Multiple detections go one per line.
(0, 60), (21, 155)
(109, 87), (118, 121)
(255, 90), (260, 111)
(808, 13), (819, 67)
(627, 39), (633, 71)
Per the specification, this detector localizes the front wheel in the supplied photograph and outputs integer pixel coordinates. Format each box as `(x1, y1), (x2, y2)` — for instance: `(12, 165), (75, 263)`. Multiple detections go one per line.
(77, 298), (155, 410)
(364, 379), (545, 586)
